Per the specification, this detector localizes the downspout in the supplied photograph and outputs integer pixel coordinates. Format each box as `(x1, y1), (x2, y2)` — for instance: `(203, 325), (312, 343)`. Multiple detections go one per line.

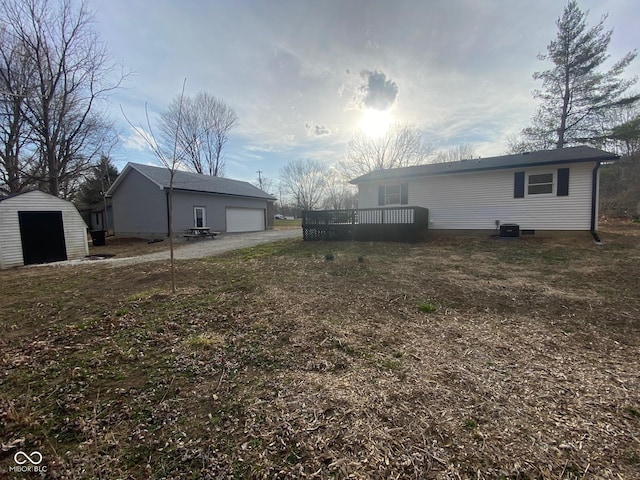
(590, 162), (602, 245)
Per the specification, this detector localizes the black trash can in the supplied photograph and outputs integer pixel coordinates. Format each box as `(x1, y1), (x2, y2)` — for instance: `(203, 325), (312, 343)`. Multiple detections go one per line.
(90, 230), (106, 246)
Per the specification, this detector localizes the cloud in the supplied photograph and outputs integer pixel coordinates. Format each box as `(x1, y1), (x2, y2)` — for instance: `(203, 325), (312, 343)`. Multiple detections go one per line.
(356, 69), (398, 111)
(305, 121), (331, 137)
(121, 126), (157, 152)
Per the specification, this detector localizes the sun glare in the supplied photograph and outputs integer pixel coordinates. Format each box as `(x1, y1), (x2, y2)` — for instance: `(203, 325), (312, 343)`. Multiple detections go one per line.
(359, 109), (392, 138)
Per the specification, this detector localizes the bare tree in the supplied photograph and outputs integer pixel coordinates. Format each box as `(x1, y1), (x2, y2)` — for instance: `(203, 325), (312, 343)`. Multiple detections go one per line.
(0, 0), (124, 198)
(253, 172), (275, 195)
(611, 117), (640, 156)
(339, 123), (432, 179)
(600, 153), (640, 218)
(122, 80), (187, 294)
(0, 24), (37, 194)
(432, 144), (477, 163)
(603, 102), (640, 156)
(323, 168), (357, 210)
(598, 102), (640, 217)
(280, 158), (327, 211)
(160, 92), (238, 176)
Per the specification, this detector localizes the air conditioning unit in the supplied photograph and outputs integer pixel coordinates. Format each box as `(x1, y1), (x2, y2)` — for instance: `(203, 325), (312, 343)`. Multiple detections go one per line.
(499, 224), (520, 238)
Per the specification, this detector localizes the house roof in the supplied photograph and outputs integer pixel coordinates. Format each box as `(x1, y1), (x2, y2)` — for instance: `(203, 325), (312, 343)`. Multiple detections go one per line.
(106, 162), (276, 200)
(349, 146), (619, 184)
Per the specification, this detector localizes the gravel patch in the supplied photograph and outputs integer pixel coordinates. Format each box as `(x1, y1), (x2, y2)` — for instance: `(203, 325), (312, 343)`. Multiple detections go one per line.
(50, 229), (301, 268)
(107, 229), (301, 266)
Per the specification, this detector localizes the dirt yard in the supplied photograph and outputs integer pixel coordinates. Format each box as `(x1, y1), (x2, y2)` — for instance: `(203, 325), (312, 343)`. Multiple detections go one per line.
(88, 236), (171, 258)
(1, 222), (639, 478)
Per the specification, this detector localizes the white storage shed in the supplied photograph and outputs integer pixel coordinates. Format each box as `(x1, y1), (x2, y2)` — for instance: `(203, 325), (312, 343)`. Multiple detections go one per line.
(0, 190), (89, 269)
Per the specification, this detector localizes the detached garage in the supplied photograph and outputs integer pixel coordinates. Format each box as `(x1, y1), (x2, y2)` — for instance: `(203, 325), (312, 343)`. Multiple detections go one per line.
(0, 190), (89, 269)
(106, 163), (276, 239)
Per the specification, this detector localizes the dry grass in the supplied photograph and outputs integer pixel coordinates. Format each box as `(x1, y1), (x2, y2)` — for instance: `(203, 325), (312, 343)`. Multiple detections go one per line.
(88, 236), (171, 258)
(274, 218), (302, 229)
(1, 221), (639, 478)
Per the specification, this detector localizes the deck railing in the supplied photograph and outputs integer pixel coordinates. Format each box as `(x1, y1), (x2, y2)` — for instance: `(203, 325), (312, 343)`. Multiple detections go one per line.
(302, 207), (429, 241)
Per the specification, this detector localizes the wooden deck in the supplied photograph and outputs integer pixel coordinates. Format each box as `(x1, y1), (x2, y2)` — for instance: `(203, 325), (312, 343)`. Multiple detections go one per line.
(302, 207), (429, 242)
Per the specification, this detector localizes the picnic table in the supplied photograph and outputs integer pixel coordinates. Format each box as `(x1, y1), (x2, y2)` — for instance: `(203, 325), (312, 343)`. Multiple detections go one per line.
(183, 227), (219, 240)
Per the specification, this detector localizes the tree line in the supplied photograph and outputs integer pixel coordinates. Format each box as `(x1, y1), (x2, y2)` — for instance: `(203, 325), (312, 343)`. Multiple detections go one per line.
(0, 0), (239, 201)
(275, 131), (477, 214)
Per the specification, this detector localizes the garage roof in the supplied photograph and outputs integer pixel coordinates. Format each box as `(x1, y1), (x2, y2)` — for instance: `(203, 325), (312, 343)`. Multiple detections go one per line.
(106, 163), (276, 200)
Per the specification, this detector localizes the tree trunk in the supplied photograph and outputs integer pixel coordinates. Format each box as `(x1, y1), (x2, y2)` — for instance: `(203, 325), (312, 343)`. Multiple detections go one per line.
(48, 149), (59, 196)
(556, 66), (571, 149)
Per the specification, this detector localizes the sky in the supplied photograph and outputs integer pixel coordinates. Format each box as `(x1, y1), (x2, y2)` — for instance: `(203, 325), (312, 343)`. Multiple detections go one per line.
(87, 0), (640, 186)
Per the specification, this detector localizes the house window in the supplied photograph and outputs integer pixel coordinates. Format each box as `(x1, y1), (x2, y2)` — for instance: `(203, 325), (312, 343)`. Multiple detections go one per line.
(515, 169), (569, 198)
(378, 183), (409, 205)
(194, 206), (206, 227)
(385, 185), (401, 204)
(527, 173), (554, 195)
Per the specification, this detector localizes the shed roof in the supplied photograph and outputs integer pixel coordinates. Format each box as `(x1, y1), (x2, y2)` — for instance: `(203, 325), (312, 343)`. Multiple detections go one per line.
(106, 162), (276, 200)
(0, 189), (65, 203)
(0, 191), (29, 202)
(350, 146), (618, 184)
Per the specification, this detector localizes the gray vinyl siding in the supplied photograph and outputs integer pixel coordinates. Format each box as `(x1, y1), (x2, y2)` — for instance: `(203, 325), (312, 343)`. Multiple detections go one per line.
(358, 162), (597, 231)
(111, 169), (168, 237)
(172, 192), (268, 233)
(0, 190), (89, 269)
(111, 171), (270, 237)
(109, 165), (275, 237)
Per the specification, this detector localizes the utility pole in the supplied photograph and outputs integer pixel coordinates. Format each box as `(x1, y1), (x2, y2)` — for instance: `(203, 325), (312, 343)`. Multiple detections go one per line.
(256, 170), (263, 190)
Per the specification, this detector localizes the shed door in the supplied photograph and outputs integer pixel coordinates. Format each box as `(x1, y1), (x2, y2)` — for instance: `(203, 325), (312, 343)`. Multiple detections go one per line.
(18, 211), (67, 265)
(226, 208), (265, 233)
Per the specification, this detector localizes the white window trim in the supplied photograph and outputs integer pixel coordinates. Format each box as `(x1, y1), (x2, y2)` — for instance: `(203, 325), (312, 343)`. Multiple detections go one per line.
(193, 206), (206, 227)
(526, 171), (555, 197)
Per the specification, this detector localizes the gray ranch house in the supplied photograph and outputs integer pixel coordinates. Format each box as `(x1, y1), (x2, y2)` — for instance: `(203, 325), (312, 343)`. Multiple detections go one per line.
(106, 163), (276, 239)
(302, 146), (618, 241)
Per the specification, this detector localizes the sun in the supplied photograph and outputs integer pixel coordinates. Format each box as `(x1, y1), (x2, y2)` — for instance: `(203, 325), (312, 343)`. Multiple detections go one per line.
(359, 109), (392, 138)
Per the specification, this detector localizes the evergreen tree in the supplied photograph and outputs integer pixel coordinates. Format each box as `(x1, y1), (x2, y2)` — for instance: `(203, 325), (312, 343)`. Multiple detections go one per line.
(77, 156), (118, 206)
(517, 1), (638, 150)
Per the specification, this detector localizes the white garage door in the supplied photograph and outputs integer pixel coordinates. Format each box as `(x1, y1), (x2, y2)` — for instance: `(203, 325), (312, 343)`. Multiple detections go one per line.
(226, 208), (265, 233)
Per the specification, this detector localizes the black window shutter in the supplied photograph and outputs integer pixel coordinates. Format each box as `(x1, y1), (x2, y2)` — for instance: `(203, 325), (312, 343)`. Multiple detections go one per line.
(400, 183), (409, 204)
(557, 168), (569, 196)
(514, 171), (525, 198)
(378, 185), (385, 206)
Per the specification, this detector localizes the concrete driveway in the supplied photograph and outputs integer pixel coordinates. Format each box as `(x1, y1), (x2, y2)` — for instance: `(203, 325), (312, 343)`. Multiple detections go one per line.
(100, 229), (301, 267)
